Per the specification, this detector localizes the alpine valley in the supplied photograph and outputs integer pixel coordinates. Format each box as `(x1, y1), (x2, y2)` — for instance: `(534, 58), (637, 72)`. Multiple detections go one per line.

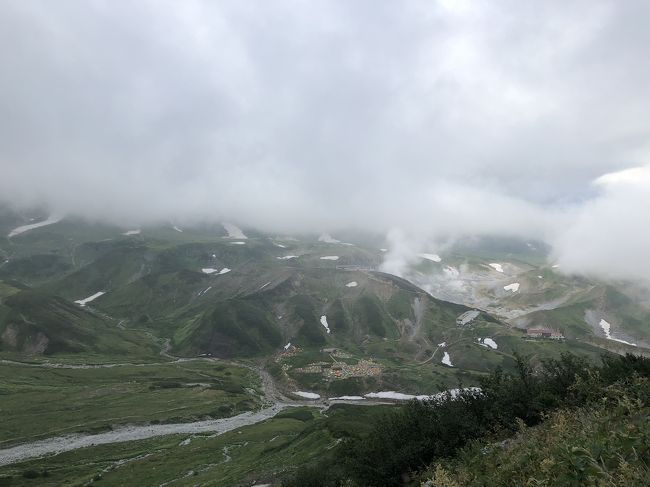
(1, 209), (648, 486)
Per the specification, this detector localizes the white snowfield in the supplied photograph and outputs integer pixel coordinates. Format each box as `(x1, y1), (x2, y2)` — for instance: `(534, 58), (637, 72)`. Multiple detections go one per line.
(320, 315), (331, 334)
(277, 255), (298, 260)
(122, 229), (141, 236)
(8, 216), (62, 238)
(74, 291), (106, 306)
(599, 319), (637, 347)
(479, 338), (498, 349)
(441, 351), (453, 367)
(504, 283), (520, 292)
(364, 388), (480, 402)
(222, 222), (247, 239)
(230, 241), (246, 245)
(318, 233), (340, 243)
(330, 396), (365, 401)
(294, 391), (320, 399)
(320, 256), (339, 260)
(345, 281), (358, 287)
(365, 391), (416, 400)
(489, 263), (504, 273)
(419, 253), (442, 262)
(201, 267), (230, 275)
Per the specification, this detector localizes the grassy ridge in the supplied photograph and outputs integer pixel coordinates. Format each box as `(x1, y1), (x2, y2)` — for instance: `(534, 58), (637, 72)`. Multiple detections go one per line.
(0, 361), (259, 447)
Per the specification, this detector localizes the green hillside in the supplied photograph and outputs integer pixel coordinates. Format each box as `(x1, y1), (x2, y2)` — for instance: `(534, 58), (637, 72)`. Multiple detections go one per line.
(0, 289), (156, 358)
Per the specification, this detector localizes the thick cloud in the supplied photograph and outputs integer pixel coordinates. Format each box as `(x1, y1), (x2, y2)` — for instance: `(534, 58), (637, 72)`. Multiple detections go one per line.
(1, 1), (649, 278)
(552, 165), (650, 281)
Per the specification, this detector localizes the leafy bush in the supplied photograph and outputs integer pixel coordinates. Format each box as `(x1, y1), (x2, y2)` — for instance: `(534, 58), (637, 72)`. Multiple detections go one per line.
(282, 353), (650, 487)
(424, 376), (650, 486)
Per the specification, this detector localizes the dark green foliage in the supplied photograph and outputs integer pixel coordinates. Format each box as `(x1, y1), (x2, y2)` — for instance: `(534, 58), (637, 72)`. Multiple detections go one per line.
(282, 353), (650, 487)
(0, 290), (155, 356)
(291, 295), (326, 346)
(352, 294), (390, 337)
(187, 298), (283, 357)
(0, 254), (72, 285)
(327, 299), (349, 332)
(276, 408), (315, 422)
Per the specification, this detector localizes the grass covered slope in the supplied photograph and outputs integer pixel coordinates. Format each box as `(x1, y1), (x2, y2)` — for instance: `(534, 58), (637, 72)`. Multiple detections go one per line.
(0, 289), (156, 357)
(425, 378), (650, 486)
(0, 361), (259, 447)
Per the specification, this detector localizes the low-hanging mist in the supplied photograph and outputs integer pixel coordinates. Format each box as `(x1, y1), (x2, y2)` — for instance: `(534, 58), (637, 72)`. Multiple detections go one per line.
(1, 0), (649, 282)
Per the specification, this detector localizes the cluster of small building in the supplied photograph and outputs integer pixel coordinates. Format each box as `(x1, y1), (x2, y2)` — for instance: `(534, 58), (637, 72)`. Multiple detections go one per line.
(324, 359), (382, 380)
(291, 357), (382, 380)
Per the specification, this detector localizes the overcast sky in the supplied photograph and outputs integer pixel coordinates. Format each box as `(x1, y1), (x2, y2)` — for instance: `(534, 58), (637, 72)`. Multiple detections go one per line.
(1, 1), (649, 279)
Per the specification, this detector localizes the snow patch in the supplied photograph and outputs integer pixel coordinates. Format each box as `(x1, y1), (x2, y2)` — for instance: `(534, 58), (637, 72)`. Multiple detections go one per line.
(284, 342), (291, 350)
(331, 396), (365, 401)
(320, 256), (339, 261)
(294, 391), (320, 399)
(75, 291), (106, 306)
(8, 216), (62, 237)
(320, 315), (331, 334)
(259, 281), (272, 290)
(365, 391), (417, 400)
(419, 253), (442, 262)
(380, 248), (388, 252)
(173, 226), (183, 233)
(599, 319), (637, 347)
(198, 286), (212, 296)
(274, 243), (287, 248)
(222, 222), (247, 239)
(504, 283), (520, 292)
(479, 338), (498, 349)
(277, 255), (297, 260)
(489, 263), (504, 273)
(202, 267), (230, 275)
(229, 241), (246, 245)
(345, 281), (358, 287)
(438, 341), (447, 347)
(365, 388), (480, 401)
(441, 352), (453, 367)
(122, 229), (140, 236)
